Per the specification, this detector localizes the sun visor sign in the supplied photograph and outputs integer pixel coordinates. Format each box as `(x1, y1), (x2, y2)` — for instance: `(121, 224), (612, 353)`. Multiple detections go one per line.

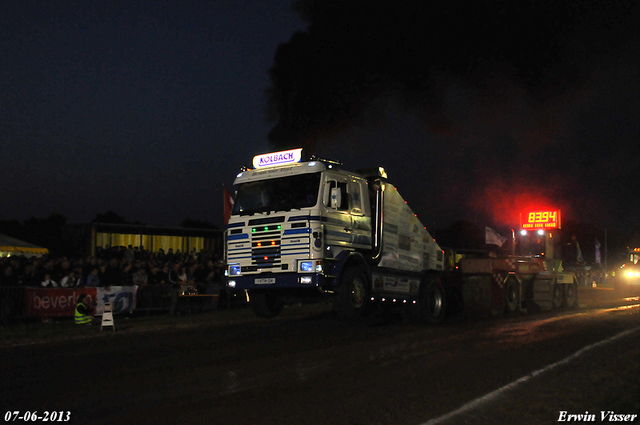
(520, 209), (561, 230)
(253, 148), (303, 169)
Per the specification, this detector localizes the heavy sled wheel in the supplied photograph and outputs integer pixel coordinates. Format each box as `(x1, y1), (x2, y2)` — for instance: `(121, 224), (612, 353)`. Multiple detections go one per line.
(563, 279), (578, 309)
(250, 291), (283, 318)
(420, 276), (447, 324)
(552, 283), (564, 310)
(504, 277), (520, 314)
(334, 267), (369, 320)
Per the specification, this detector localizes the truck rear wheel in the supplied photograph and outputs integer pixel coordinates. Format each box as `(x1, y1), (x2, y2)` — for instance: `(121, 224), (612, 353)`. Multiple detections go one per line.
(249, 291), (283, 318)
(552, 283), (564, 309)
(563, 280), (578, 309)
(504, 277), (519, 314)
(334, 267), (369, 320)
(419, 276), (446, 324)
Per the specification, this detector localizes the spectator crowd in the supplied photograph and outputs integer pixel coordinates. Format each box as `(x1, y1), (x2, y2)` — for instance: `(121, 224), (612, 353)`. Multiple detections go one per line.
(0, 245), (225, 292)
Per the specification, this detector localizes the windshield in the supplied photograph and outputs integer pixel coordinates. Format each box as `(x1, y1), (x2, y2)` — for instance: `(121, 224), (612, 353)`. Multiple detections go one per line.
(232, 173), (321, 215)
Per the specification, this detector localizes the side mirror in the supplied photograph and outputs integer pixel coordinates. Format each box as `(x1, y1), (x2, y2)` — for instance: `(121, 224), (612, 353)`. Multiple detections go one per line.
(331, 187), (342, 209)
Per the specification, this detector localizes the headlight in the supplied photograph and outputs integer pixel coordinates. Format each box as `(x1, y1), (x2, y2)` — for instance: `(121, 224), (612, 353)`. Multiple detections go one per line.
(625, 271), (640, 278)
(229, 265), (241, 276)
(299, 260), (323, 273)
(228, 280), (237, 288)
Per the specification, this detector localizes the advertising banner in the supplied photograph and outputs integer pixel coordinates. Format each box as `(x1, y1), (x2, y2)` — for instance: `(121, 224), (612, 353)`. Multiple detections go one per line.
(25, 288), (98, 317)
(25, 286), (138, 317)
(96, 286), (138, 315)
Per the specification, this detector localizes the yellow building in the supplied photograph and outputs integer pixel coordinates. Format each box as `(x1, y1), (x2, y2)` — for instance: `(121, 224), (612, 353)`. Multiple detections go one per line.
(65, 223), (223, 259)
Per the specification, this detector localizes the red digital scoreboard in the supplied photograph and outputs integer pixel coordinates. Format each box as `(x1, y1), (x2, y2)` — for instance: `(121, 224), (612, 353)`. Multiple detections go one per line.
(520, 209), (561, 230)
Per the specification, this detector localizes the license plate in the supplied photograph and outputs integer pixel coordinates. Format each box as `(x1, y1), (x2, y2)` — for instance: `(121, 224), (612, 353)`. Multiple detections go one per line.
(255, 278), (276, 284)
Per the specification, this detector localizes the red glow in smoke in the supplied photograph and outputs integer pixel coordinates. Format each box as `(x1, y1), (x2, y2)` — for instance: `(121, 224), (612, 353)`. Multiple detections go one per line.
(468, 177), (570, 227)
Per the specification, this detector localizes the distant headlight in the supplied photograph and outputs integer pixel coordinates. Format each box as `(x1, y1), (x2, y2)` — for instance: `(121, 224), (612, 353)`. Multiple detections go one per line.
(625, 271), (640, 278)
(228, 280), (237, 288)
(229, 265), (241, 276)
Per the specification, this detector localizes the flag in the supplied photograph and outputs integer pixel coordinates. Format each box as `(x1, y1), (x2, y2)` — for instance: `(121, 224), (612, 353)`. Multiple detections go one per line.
(485, 226), (507, 247)
(223, 185), (234, 225)
(595, 239), (601, 264)
(576, 241), (584, 263)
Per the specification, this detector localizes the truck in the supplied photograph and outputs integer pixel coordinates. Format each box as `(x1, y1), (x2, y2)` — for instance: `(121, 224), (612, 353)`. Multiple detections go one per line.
(458, 222), (580, 316)
(224, 148), (580, 320)
(613, 247), (640, 290)
(225, 148), (447, 321)
(458, 255), (579, 316)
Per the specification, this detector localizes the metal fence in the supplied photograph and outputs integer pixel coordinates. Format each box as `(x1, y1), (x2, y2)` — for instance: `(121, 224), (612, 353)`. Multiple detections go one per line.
(0, 286), (26, 324)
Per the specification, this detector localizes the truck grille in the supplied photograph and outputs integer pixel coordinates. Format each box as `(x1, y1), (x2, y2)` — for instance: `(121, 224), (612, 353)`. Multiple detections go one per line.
(227, 218), (311, 273)
(251, 226), (282, 268)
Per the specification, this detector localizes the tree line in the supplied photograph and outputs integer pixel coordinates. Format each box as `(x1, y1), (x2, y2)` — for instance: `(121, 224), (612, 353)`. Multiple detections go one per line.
(0, 211), (219, 257)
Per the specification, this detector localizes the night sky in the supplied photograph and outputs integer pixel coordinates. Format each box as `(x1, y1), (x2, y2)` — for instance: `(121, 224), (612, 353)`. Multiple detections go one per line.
(1, 0), (305, 227)
(2, 1), (639, 234)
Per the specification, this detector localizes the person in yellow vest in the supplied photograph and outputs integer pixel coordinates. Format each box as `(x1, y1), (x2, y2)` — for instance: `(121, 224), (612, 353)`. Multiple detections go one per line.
(75, 294), (96, 325)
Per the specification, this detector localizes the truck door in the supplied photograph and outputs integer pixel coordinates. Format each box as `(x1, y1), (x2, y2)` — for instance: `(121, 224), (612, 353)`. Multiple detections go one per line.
(323, 174), (353, 247)
(348, 177), (372, 250)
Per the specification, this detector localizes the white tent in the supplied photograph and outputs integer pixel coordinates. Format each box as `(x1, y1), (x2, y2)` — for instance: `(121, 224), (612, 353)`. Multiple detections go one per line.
(0, 233), (49, 257)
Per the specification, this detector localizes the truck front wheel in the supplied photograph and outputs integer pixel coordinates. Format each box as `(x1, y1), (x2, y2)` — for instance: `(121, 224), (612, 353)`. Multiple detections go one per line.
(420, 276), (447, 324)
(335, 267), (369, 320)
(250, 291), (284, 318)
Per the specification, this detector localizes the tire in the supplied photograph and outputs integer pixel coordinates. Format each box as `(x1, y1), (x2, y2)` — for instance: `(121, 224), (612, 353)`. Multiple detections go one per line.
(249, 291), (283, 318)
(504, 277), (519, 314)
(419, 276), (447, 324)
(563, 280), (578, 309)
(334, 267), (369, 320)
(552, 283), (564, 309)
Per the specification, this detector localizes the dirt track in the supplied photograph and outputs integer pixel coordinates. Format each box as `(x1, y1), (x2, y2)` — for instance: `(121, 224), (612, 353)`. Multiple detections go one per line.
(1, 286), (639, 425)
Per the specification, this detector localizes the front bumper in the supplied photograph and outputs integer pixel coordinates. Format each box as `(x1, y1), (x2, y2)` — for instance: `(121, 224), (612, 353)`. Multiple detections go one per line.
(226, 273), (325, 291)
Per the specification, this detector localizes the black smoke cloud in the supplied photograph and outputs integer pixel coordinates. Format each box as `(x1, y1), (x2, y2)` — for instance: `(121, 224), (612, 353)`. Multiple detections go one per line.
(266, 0), (640, 232)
